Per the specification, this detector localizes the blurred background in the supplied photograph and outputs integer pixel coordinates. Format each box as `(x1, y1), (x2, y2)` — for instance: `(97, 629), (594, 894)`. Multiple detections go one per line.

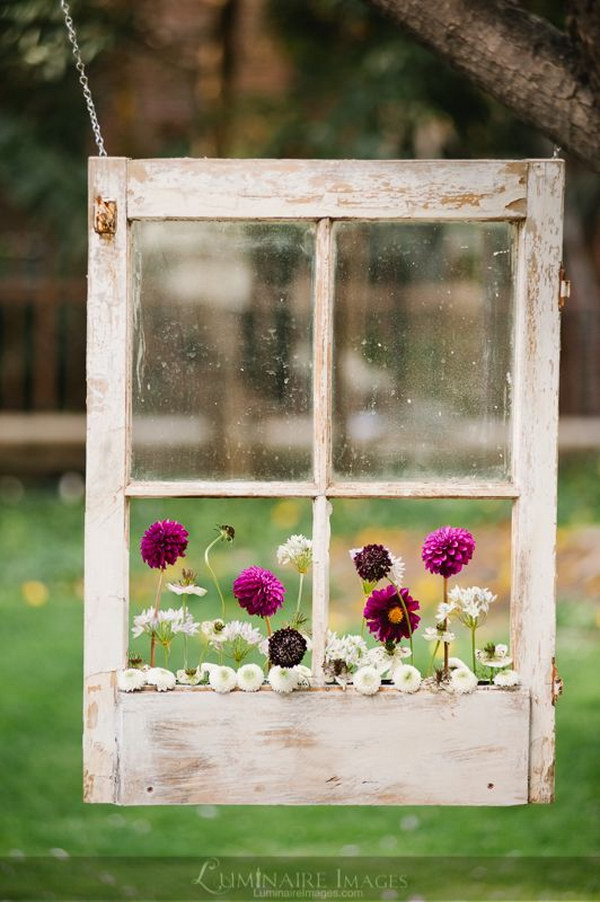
(1, 0), (599, 886)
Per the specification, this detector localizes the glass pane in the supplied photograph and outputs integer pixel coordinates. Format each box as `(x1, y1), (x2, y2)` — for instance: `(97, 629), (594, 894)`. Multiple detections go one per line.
(131, 222), (315, 480)
(332, 222), (515, 481)
(329, 498), (512, 679)
(129, 498), (313, 673)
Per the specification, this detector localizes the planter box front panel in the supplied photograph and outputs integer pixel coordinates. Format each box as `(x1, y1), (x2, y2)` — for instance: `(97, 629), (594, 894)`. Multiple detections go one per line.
(117, 686), (529, 806)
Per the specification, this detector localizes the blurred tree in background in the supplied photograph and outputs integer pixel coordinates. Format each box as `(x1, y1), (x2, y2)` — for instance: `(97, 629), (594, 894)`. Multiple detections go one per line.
(0, 0), (599, 456)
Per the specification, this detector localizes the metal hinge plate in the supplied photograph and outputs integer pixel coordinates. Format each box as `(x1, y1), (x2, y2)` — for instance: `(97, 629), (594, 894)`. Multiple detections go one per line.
(559, 263), (571, 310)
(94, 197), (117, 237)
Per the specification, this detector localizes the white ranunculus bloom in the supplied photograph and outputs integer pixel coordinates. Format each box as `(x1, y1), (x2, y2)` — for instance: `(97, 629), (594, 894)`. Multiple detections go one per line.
(393, 664), (422, 694)
(146, 667), (176, 692)
(236, 664), (264, 692)
(493, 669), (521, 688)
(353, 666), (381, 696)
(449, 667), (478, 694)
(117, 668), (146, 692)
(268, 666), (299, 694)
(209, 665), (237, 694)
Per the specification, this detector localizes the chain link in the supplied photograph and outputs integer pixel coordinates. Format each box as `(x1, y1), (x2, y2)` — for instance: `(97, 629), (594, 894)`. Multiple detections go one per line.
(59, 0), (107, 156)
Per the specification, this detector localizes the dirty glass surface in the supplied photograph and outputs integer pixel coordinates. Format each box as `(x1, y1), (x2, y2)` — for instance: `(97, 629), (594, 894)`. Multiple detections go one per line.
(332, 222), (515, 482)
(131, 221), (315, 481)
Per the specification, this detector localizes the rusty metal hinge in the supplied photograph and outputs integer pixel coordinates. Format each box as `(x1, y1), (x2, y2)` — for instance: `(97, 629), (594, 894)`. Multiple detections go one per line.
(94, 196), (117, 237)
(552, 657), (564, 704)
(558, 263), (571, 310)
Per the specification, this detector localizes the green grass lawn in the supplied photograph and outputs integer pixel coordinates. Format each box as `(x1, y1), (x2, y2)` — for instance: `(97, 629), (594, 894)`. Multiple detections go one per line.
(1, 459), (599, 899)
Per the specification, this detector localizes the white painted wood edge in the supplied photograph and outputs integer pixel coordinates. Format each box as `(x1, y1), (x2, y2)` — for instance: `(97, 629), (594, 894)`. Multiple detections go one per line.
(125, 479), (519, 499)
(126, 158), (528, 221)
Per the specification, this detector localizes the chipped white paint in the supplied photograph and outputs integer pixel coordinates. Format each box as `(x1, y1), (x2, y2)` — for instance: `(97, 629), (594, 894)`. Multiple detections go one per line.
(511, 160), (564, 803)
(126, 159), (528, 221)
(84, 157), (130, 803)
(125, 479), (519, 499)
(84, 157), (564, 807)
(116, 686), (530, 806)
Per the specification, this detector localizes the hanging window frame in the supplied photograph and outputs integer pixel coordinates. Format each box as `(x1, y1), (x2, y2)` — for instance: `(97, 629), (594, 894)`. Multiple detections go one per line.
(84, 157), (564, 807)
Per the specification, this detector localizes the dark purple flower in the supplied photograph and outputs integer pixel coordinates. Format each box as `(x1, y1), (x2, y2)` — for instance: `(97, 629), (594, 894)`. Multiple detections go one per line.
(233, 566), (285, 617)
(421, 526), (475, 578)
(268, 627), (307, 667)
(363, 584), (420, 643)
(352, 544), (392, 582)
(140, 519), (188, 570)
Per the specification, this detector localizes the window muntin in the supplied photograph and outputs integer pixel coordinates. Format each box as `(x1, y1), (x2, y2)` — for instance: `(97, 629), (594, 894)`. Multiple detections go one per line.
(131, 221), (316, 482)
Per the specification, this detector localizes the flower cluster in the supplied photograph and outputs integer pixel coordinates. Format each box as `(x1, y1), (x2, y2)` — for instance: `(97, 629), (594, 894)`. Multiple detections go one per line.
(421, 526), (475, 578)
(277, 535), (313, 574)
(233, 566), (286, 618)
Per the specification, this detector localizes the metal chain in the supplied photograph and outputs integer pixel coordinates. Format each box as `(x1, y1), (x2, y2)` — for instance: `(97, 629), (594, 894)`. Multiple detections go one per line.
(59, 0), (107, 156)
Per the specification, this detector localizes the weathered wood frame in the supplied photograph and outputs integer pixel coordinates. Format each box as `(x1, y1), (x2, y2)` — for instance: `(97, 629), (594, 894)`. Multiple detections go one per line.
(85, 157), (564, 806)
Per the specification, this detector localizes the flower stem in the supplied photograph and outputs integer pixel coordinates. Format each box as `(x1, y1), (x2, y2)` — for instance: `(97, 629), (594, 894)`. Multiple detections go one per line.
(204, 535), (226, 620)
(265, 616), (273, 637)
(182, 597), (188, 670)
(150, 570), (164, 667)
(443, 577), (449, 678)
(389, 578), (414, 660)
(471, 626), (477, 675)
(428, 640), (440, 675)
(295, 572), (305, 619)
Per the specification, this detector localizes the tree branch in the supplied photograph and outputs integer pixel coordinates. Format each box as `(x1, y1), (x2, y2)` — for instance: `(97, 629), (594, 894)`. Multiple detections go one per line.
(365, 0), (600, 171)
(567, 0), (600, 104)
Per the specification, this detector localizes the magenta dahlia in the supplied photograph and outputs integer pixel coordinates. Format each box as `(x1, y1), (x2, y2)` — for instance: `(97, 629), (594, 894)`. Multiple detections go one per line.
(421, 526), (475, 578)
(233, 566), (286, 617)
(363, 584), (420, 643)
(140, 519), (189, 570)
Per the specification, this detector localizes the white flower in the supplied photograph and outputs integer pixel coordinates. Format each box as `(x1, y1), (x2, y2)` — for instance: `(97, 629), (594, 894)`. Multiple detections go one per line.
(132, 607), (199, 639)
(209, 665), (237, 693)
(221, 620), (263, 645)
(449, 667), (478, 694)
(293, 664), (313, 688)
(448, 656), (469, 671)
(388, 554), (406, 587)
(422, 626), (456, 643)
(353, 666), (381, 696)
(476, 644), (513, 668)
(268, 666), (299, 694)
(236, 663), (264, 692)
(493, 669), (521, 688)
(176, 666), (203, 685)
(393, 664), (422, 693)
(435, 600), (457, 623)
(325, 631), (367, 669)
(117, 668), (146, 692)
(146, 667), (176, 691)
(364, 644), (411, 676)
(348, 548), (362, 562)
(201, 619), (227, 645)
(449, 586), (497, 627)
(167, 582), (207, 597)
(277, 534), (313, 573)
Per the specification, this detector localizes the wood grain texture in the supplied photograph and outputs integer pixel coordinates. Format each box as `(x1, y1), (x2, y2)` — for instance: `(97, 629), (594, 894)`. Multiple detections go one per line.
(126, 159), (528, 221)
(511, 160), (564, 803)
(125, 479), (519, 499)
(116, 686), (530, 806)
(84, 157), (130, 803)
